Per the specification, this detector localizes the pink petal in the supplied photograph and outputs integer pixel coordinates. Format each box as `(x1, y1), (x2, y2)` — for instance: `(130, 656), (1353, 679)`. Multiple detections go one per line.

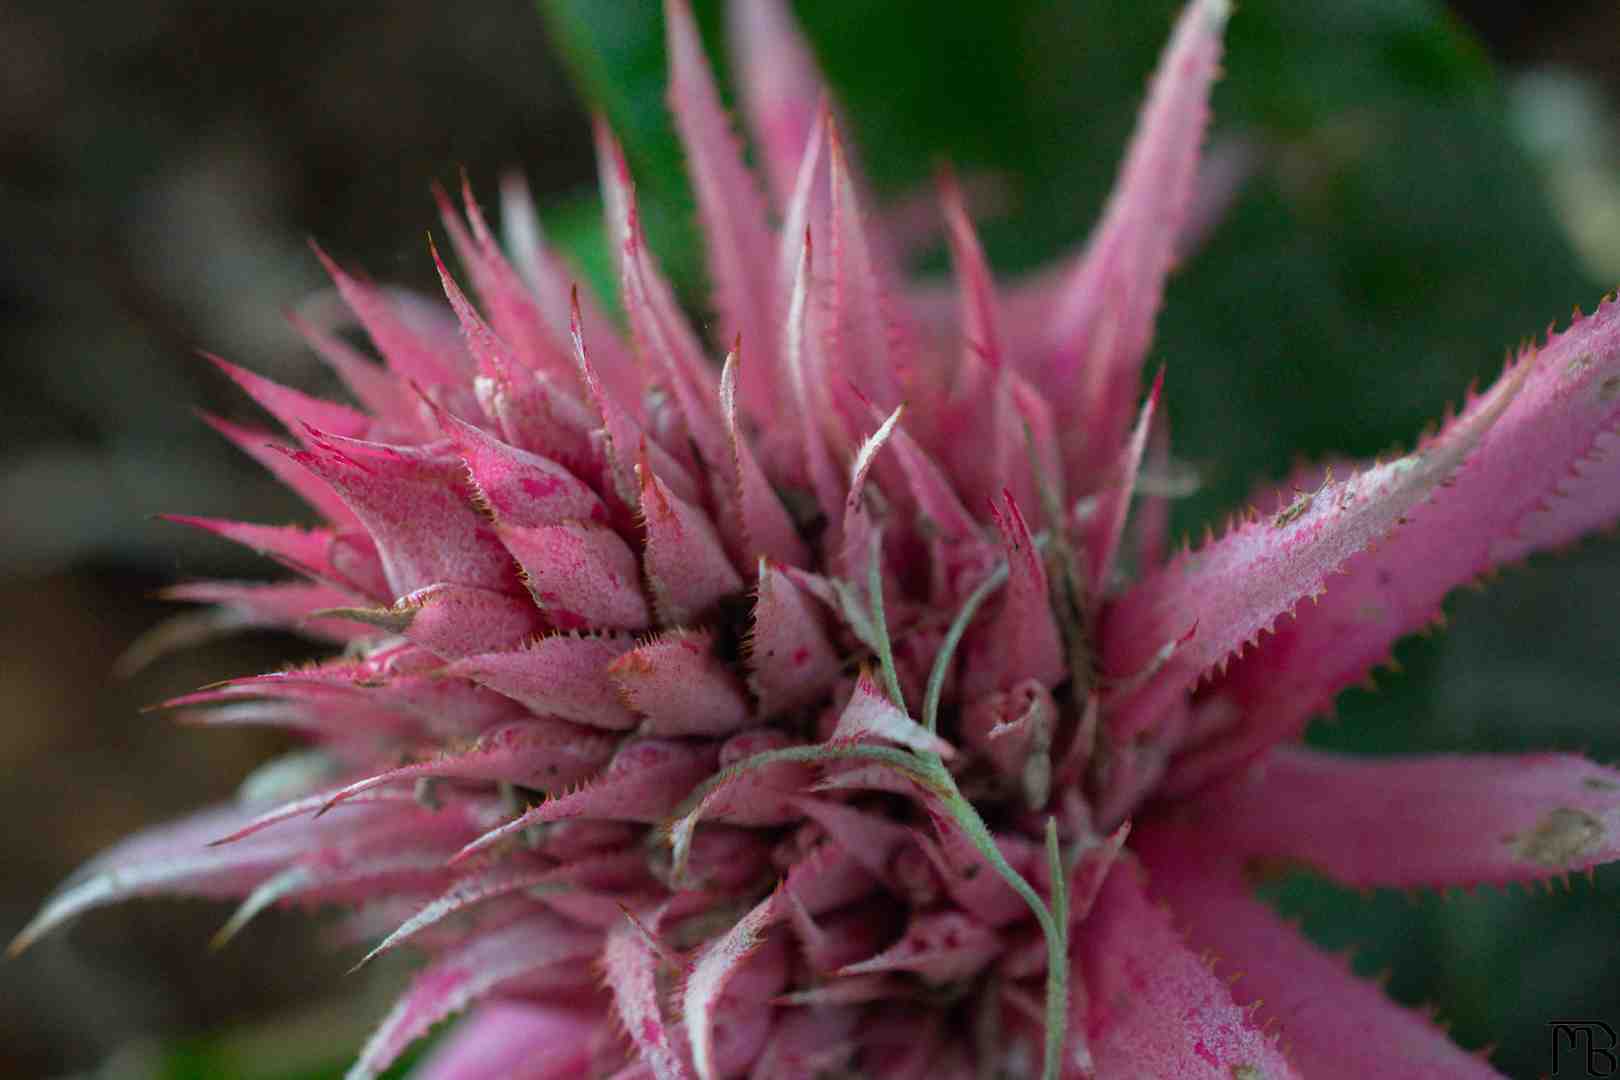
(1077, 858), (1299, 1079)
(1040, 0), (1229, 482)
(1135, 833), (1501, 1079)
(447, 633), (638, 730)
(609, 628), (754, 737)
(160, 515), (361, 592)
(470, 342), (598, 471)
(498, 520), (650, 631)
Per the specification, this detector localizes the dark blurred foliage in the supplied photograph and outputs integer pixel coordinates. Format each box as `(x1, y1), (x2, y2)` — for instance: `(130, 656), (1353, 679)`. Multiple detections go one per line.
(1, 1), (1617, 1077)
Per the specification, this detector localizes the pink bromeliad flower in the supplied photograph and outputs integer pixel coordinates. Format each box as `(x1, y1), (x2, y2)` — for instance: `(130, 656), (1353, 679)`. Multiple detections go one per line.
(14, 0), (1620, 1076)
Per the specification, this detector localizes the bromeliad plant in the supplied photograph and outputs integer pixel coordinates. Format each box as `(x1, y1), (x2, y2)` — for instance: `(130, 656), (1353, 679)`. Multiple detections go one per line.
(13, 0), (1620, 1076)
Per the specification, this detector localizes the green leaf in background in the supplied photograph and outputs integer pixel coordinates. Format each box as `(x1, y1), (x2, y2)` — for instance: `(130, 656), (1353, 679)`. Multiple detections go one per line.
(541, 2), (1618, 1077)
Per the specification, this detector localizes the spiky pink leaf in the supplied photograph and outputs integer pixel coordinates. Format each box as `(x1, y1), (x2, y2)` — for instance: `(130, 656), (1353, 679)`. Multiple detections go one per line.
(435, 184), (572, 383)
(604, 908), (690, 1080)
(329, 583), (547, 659)
(1180, 301), (1620, 786)
(839, 909), (1000, 985)
(9, 803), (306, 955)
(447, 633), (638, 730)
(683, 889), (785, 1080)
(434, 374), (605, 531)
(746, 1005), (857, 1080)
(790, 797), (917, 894)
(745, 560), (842, 716)
(284, 428), (518, 598)
(1041, 0), (1228, 480)
(498, 520), (650, 631)
(609, 629), (753, 738)
(824, 122), (904, 413)
(470, 345), (597, 470)
(959, 679), (1056, 812)
(727, 0), (825, 208)
(783, 224), (846, 521)
(458, 739), (721, 862)
(160, 580), (376, 642)
(411, 1001), (596, 1080)
(206, 785), (419, 849)
(1077, 858), (1300, 1079)
(199, 413), (360, 528)
(1155, 746), (1620, 887)
(639, 457), (744, 623)
(1104, 355), (1529, 738)
(718, 353), (809, 568)
(360, 848), (648, 967)
(320, 717), (618, 815)
(345, 912), (600, 1080)
(665, 0), (779, 424)
(571, 294), (702, 508)
(1087, 369), (1161, 592)
(313, 243), (470, 389)
(616, 207), (731, 478)
(831, 669), (956, 758)
(1135, 833), (1501, 1079)
(963, 493), (1064, 698)
(287, 308), (423, 434)
(207, 353), (372, 441)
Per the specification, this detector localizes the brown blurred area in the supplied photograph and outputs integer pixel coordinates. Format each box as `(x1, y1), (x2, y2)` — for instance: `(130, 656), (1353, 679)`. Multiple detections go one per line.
(0, 2), (592, 1075)
(0, 0), (1614, 1076)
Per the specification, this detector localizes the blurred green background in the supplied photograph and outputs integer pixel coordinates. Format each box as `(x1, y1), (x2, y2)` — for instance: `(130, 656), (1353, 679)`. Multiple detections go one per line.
(2, 0), (1618, 1076)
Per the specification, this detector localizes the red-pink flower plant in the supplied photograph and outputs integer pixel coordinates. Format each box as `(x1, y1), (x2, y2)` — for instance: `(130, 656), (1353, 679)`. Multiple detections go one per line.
(14, 1), (1620, 1076)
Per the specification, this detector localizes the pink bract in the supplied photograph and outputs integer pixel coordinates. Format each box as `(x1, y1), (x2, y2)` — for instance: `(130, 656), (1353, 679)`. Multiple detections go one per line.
(15, 0), (1620, 1077)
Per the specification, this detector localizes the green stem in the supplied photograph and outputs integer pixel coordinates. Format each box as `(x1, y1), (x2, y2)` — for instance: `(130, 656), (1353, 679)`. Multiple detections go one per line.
(917, 756), (1069, 1080)
(867, 529), (907, 710)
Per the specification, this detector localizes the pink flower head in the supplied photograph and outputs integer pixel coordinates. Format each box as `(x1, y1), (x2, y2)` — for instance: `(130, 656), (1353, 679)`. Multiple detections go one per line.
(15, 1), (1620, 1076)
